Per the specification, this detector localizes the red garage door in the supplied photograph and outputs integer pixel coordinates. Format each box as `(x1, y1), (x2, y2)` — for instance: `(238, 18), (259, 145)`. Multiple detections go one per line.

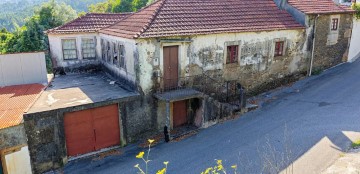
(64, 104), (120, 157)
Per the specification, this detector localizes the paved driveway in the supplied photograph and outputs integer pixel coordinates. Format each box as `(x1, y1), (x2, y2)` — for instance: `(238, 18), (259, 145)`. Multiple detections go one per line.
(64, 60), (360, 174)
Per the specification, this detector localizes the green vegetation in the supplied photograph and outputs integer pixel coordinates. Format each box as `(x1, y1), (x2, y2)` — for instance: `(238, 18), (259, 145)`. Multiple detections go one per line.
(352, 3), (360, 19)
(2, 0), (77, 54)
(0, 0), (104, 32)
(351, 140), (360, 148)
(89, 0), (155, 13)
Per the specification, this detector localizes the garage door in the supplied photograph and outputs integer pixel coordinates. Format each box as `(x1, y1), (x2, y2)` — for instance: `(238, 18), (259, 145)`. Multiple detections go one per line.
(64, 104), (120, 157)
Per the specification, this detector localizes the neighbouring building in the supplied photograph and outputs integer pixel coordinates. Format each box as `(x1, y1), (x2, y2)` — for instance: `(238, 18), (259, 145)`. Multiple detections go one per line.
(275, 0), (355, 73)
(0, 52), (47, 174)
(349, 1), (360, 62)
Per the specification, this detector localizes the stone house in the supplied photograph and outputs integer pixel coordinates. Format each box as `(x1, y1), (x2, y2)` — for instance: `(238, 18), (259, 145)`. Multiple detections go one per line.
(97, 0), (308, 133)
(31, 0), (356, 173)
(275, 0), (355, 73)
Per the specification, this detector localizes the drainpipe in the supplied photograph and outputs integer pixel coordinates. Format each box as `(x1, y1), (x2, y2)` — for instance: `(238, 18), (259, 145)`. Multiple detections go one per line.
(309, 14), (320, 76)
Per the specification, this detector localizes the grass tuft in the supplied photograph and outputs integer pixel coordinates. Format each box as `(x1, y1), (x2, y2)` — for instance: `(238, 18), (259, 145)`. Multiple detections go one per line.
(351, 140), (360, 148)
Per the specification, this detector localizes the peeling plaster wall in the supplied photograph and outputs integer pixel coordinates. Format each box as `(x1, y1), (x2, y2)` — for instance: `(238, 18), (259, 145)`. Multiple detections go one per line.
(136, 29), (307, 94)
(48, 33), (101, 71)
(98, 34), (137, 85)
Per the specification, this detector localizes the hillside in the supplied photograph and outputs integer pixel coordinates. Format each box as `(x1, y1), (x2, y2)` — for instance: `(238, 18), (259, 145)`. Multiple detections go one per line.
(0, 0), (105, 31)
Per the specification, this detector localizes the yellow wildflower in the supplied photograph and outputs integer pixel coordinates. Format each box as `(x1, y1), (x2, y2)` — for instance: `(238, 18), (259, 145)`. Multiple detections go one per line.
(231, 165), (237, 169)
(163, 161), (169, 165)
(136, 151), (145, 159)
(156, 168), (166, 174)
(217, 164), (224, 171)
(148, 139), (155, 144)
(216, 159), (222, 165)
(204, 167), (212, 174)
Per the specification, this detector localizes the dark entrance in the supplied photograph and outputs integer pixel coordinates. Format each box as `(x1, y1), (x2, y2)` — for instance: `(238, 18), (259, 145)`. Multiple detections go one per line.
(163, 46), (179, 89)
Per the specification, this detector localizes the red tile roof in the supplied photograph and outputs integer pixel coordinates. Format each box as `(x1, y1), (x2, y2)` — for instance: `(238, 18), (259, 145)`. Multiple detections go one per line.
(100, 0), (305, 39)
(47, 13), (133, 34)
(288, 0), (355, 14)
(0, 84), (44, 129)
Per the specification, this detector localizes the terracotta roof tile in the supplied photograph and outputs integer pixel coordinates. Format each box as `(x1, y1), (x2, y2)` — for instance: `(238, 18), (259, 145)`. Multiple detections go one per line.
(100, 0), (304, 39)
(47, 13), (133, 34)
(288, 0), (355, 14)
(0, 84), (44, 129)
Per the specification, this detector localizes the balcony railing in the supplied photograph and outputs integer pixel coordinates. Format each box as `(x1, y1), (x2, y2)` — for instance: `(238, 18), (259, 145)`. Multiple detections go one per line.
(157, 74), (244, 103)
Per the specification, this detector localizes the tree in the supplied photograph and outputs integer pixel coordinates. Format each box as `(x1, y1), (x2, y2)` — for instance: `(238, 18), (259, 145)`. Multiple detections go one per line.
(89, 2), (110, 13)
(3, 0), (77, 53)
(132, 0), (148, 11)
(88, 0), (153, 13)
(0, 27), (8, 33)
(112, 0), (133, 12)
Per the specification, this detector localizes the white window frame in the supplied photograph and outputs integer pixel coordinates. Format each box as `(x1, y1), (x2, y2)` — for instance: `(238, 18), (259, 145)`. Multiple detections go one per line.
(81, 38), (96, 59)
(62, 39), (78, 60)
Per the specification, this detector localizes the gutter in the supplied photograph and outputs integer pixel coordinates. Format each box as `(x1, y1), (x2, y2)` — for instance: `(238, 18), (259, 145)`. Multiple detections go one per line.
(309, 14), (320, 76)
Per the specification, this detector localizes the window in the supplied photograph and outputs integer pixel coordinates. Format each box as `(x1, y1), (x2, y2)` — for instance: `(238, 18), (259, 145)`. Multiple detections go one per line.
(62, 39), (77, 60)
(101, 39), (106, 60)
(107, 42), (111, 62)
(274, 41), (285, 57)
(82, 38), (96, 59)
(226, 45), (238, 64)
(113, 43), (118, 65)
(119, 45), (125, 68)
(331, 18), (339, 31)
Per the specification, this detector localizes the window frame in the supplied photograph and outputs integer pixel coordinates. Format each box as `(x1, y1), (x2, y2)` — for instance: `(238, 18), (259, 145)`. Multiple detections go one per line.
(331, 18), (339, 31)
(113, 43), (119, 65)
(226, 45), (239, 64)
(81, 38), (96, 59)
(107, 41), (112, 63)
(61, 39), (78, 60)
(119, 44), (126, 69)
(274, 41), (285, 57)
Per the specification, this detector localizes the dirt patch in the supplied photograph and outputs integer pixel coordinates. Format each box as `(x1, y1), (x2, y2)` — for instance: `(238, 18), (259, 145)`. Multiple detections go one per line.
(171, 130), (198, 142)
(138, 134), (164, 148)
(92, 149), (123, 161)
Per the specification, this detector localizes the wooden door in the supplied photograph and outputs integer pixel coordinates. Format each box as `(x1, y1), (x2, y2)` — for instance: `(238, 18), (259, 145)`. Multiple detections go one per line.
(163, 46), (179, 89)
(173, 100), (188, 128)
(64, 104), (120, 157)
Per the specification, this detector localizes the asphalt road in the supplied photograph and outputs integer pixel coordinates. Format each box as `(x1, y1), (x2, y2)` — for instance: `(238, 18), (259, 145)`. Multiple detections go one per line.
(64, 59), (360, 174)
